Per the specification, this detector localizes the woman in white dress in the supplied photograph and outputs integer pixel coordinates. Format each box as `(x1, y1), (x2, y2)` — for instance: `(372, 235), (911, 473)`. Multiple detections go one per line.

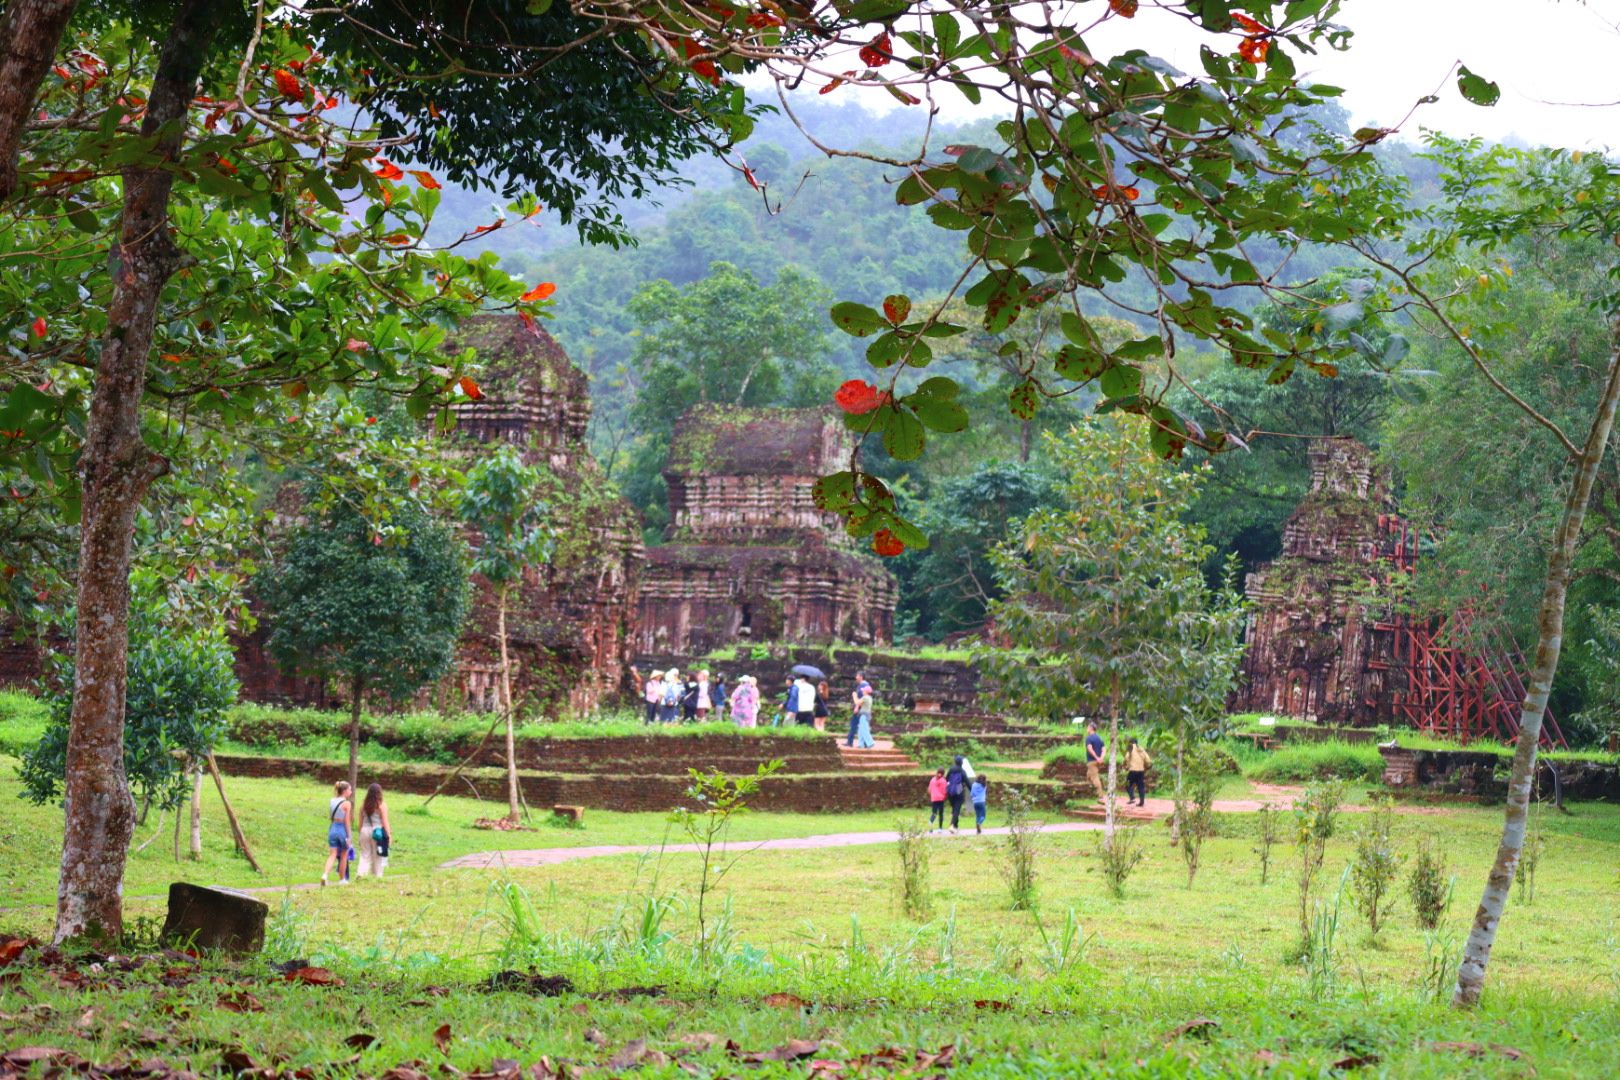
(356, 783), (392, 878)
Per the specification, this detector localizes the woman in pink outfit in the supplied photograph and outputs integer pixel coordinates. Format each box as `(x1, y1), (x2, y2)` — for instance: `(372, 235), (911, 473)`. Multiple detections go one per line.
(730, 675), (760, 728)
(927, 770), (947, 830)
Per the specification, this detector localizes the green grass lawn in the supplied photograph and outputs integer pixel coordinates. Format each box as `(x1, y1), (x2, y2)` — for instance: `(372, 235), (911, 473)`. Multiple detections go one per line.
(6, 754), (1620, 1075)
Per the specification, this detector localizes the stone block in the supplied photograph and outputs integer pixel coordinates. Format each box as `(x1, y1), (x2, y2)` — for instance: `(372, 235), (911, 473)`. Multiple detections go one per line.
(161, 882), (268, 953)
(552, 804), (584, 823)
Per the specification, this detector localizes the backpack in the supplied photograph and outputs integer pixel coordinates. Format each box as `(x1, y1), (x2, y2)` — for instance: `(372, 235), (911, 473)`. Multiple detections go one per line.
(946, 773), (963, 798)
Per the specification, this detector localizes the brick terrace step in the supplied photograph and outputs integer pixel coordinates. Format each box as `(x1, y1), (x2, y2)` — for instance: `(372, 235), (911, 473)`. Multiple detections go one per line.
(832, 736), (921, 772)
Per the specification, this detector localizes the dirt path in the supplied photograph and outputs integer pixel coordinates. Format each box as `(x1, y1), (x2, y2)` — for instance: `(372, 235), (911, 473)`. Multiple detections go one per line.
(439, 787), (1444, 870)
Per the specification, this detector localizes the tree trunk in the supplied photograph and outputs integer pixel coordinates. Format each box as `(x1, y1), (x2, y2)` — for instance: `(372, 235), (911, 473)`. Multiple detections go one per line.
(348, 673), (364, 796)
(188, 764), (202, 859)
(498, 584), (520, 823)
(1453, 336), (1620, 1007)
(1103, 673), (1120, 847)
(0, 0), (80, 200)
(54, 0), (220, 945)
(206, 752), (260, 872)
(1168, 731), (1185, 846)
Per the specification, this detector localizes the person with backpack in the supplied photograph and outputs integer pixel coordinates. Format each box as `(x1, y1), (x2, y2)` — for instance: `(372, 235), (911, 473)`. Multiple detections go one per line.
(658, 668), (682, 723)
(945, 755), (971, 833)
(1084, 722), (1106, 800)
(356, 783), (393, 878)
(791, 675), (817, 726)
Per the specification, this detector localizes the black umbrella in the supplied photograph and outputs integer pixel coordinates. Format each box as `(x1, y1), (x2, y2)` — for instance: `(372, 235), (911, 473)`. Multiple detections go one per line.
(790, 663), (826, 681)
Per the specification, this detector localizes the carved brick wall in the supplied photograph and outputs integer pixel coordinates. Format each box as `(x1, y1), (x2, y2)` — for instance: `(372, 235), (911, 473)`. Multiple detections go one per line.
(637, 406), (898, 654)
(1234, 438), (1396, 725)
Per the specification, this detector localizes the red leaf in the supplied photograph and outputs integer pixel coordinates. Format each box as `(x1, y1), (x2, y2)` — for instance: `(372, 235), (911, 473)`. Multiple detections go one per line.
(820, 72), (855, 95)
(31, 316), (46, 338)
(1232, 14), (1271, 34)
(872, 529), (905, 558)
(184, 565), (198, 584)
(881, 295), (911, 324)
(373, 160), (404, 181)
(520, 281), (556, 302)
(746, 12), (783, 28)
(283, 966), (342, 986)
(859, 34), (892, 68)
(408, 170), (441, 190)
(1108, 0), (1138, 16)
(742, 165), (760, 190)
(432, 1024), (453, 1053)
(0, 937), (33, 967)
(833, 379), (888, 415)
(472, 221), (503, 235)
(459, 375), (483, 401)
(345, 338), (369, 352)
(273, 69), (303, 100)
(1238, 36), (1271, 64)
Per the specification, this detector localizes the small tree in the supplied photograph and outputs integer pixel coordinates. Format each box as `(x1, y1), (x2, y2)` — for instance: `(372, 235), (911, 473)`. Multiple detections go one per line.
(997, 785), (1042, 911)
(261, 499), (468, 793)
(1408, 840), (1453, 930)
(1254, 804), (1284, 886)
(895, 818), (933, 922)
(981, 419), (1248, 846)
(22, 604), (235, 821)
(460, 444), (554, 824)
(1349, 798), (1405, 937)
(670, 761), (783, 963)
(1293, 780), (1345, 951)
(1176, 741), (1222, 888)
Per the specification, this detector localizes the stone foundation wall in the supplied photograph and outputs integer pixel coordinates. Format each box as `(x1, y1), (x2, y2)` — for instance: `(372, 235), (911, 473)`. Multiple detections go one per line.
(212, 753), (1067, 814)
(1379, 745), (1620, 802)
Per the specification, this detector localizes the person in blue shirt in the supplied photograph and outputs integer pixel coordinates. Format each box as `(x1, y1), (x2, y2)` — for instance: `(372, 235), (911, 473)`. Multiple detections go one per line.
(970, 776), (988, 834)
(1085, 722), (1106, 800)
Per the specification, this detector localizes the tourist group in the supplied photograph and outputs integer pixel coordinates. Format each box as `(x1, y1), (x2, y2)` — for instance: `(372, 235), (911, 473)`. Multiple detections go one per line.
(320, 780), (393, 885)
(635, 666), (877, 747)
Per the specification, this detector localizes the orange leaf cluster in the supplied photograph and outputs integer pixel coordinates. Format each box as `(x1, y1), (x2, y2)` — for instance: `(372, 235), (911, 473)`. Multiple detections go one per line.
(373, 160), (403, 180)
(408, 169), (441, 190)
(834, 379), (890, 415)
(520, 281), (556, 302)
(859, 34), (892, 68)
(872, 529), (905, 557)
(458, 375), (483, 401)
(273, 69), (303, 100)
(1091, 183), (1141, 201)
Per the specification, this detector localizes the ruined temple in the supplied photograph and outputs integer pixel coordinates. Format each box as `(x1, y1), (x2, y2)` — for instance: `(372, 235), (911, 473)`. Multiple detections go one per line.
(442, 315), (643, 713)
(1234, 438), (1402, 724)
(636, 407), (897, 654)
(236, 316), (642, 714)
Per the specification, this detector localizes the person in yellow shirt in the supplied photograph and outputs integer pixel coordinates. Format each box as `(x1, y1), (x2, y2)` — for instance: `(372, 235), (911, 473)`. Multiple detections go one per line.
(1124, 738), (1152, 807)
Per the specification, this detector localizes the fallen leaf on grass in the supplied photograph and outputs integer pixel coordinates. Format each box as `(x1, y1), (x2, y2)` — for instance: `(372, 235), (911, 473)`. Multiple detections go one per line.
(583, 1028), (608, 1048)
(0, 937), (34, 967)
(2, 1048), (78, 1067)
(283, 966), (342, 986)
(381, 1067), (430, 1080)
(1332, 1052), (1379, 1068)
(567, 1002), (590, 1017)
(345, 1033), (379, 1050)
(762, 991), (809, 1009)
(676, 1034), (721, 1052)
(433, 1024), (454, 1053)
(1427, 1041), (1529, 1062)
(218, 990), (265, 1013)
(1166, 1016), (1219, 1041)
(604, 1041), (649, 1070)
(220, 1048), (260, 1074)
(732, 1040), (821, 1063)
(973, 999), (1011, 1012)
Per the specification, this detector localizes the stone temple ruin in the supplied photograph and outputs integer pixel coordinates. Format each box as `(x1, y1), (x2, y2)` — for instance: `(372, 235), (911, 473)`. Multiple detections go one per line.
(1234, 438), (1395, 725)
(636, 406), (898, 654)
(439, 315), (643, 714)
(1234, 437), (1559, 745)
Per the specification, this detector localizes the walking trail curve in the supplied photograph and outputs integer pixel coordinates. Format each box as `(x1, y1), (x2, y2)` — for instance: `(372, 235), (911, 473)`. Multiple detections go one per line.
(438, 785), (1445, 870)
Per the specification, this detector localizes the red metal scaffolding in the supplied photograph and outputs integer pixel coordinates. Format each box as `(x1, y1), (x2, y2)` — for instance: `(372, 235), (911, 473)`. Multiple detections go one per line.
(1365, 517), (1564, 749)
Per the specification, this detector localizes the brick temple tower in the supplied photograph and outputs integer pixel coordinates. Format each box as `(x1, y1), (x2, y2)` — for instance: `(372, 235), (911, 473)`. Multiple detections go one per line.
(636, 406), (897, 653)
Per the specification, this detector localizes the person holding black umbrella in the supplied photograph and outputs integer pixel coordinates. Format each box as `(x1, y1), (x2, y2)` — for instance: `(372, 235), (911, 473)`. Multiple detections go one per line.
(791, 673), (817, 726)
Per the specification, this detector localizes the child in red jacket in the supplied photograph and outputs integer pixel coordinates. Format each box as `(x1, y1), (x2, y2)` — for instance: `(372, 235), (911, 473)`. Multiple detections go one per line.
(927, 770), (947, 830)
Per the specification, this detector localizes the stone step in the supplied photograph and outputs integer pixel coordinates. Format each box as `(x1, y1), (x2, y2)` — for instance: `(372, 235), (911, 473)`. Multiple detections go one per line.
(1064, 802), (1161, 823)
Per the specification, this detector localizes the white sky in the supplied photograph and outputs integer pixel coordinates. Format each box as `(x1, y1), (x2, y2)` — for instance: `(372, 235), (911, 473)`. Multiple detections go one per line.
(799, 0), (1620, 151)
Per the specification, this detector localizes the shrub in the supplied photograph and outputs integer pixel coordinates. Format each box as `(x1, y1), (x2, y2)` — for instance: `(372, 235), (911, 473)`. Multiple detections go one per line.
(997, 787), (1041, 911)
(1293, 779), (1345, 948)
(895, 818), (933, 921)
(1097, 825), (1145, 899)
(1254, 803), (1283, 885)
(1250, 740), (1383, 783)
(1176, 741), (1222, 887)
(1515, 805), (1548, 905)
(1349, 798), (1404, 936)
(1407, 839), (1452, 930)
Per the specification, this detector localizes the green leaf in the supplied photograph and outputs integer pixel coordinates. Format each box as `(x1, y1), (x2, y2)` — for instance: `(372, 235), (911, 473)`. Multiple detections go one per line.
(1008, 380), (1039, 420)
(1457, 65), (1501, 107)
(1054, 345), (1108, 383)
(887, 515), (930, 551)
(845, 0), (911, 20)
(911, 375), (960, 402)
(1115, 336), (1165, 361)
(913, 398), (969, 433)
(883, 407), (926, 460)
(866, 330), (907, 368)
(1382, 334), (1410, 366)
(1098, 364), (1143, 400)
(811, 471), (859, 513)
(830, 301), (888, 337)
